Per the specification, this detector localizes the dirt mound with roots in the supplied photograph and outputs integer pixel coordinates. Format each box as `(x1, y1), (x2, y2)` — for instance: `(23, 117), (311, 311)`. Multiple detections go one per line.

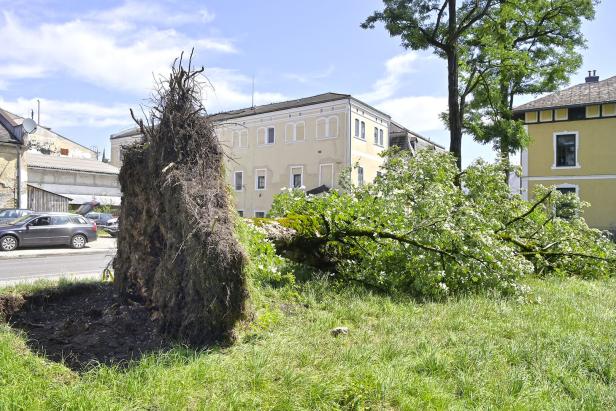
(114, 52), (248, 346)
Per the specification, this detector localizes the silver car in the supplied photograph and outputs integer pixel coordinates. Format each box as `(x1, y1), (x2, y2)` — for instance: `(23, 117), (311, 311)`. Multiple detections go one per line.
(0, 212), (98, 251)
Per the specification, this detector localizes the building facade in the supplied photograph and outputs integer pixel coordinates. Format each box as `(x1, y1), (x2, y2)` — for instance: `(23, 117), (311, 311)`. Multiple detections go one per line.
(111, 93), (443, 217)
(514, 73), (616, 232)
(1, 107), (121, 210)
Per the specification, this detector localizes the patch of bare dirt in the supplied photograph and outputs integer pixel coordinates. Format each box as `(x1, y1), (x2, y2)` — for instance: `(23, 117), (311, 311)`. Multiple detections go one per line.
(0, 283), (173, 371)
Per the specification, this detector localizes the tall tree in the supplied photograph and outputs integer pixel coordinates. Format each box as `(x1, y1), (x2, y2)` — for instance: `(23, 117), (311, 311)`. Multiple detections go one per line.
(362, 0), (502, 170)
(465, 0), (597, 181)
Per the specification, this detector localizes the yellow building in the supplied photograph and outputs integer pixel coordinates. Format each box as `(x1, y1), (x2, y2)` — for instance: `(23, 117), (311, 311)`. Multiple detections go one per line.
(514, 73), (616, 232)
(111, 92), (443, 217)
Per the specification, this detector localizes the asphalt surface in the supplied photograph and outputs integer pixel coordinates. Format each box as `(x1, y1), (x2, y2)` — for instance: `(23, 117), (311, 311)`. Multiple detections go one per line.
(0, 252), (114, 285)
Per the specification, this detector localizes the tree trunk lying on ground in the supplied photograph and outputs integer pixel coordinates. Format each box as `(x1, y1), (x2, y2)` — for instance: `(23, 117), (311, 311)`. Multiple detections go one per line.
(114, 52), (248, 346)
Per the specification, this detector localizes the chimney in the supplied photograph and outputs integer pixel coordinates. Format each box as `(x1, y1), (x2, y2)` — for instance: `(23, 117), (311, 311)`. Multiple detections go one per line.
(585, 70), (599, 83)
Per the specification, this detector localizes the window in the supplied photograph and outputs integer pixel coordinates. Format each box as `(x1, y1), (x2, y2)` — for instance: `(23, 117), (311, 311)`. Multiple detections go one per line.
(290, 166), (303, 188)
(317, 117), (339, 139)
(257, 127), (275, 145)
(554, 133), (578, 167)
(569, 107), (585, 120)
(317, 118), (326, 139)
(266, 127), (275, 144)
(327, 117), (338, 138)
(360, 121), (365, 140)
(30, 216), (50, 226)
(319, 163), (334, 188)
(254, 211), (266, 218)
(286, 122), (305, 142)
(555, 185), (578, 219)
(374, 127), (379, 144)
(51, 215), (71, 225)
(357, 166), (364, 186)
(379, 129), (384, 146)
(60, 148), (69, 156)
(237, 210), (244, 217)
(234, 171), (243, 191)
(354, 118), (360, 137)
(232, 130), (248, 148)
(255, 169), (267, 190)
(556, 187), (577, 195)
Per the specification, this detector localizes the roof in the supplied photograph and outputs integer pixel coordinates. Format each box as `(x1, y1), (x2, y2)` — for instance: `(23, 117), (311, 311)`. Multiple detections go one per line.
(514, 75), (616, 112)
(111, 92), (392, 138)
(25, 152), (120, 175)
(389, 120), (446, 150)
(208, 92), (351, 122)
(110, 126), (143, 140)
(0, 108), (21, 144)
(27, 184), (73, 200)
(209, 92), (391, 122)
(0, 107), (96, 155)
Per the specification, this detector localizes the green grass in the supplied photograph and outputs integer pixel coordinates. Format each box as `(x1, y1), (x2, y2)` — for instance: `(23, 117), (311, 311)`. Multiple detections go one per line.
(1, 277), (616, 410)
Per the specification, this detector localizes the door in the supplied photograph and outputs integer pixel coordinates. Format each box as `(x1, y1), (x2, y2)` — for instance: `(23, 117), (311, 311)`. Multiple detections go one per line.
(49, 215), (73, 245)
(21, 216), (52, 246)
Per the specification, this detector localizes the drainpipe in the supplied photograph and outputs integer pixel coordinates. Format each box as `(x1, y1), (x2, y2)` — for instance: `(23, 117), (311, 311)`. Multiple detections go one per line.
(15, 143), (21, 208)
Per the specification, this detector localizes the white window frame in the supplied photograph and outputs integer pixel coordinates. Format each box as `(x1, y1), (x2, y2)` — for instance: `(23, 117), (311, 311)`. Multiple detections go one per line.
(360, 121), (366, 140)
(266, 127), (275, 144)
(289, 165), (304, 189)
(319, 163), (334, 187)
(555, 183), (579, 196)
(255, 168), (267, 191)
(286, 121), (306, 143)
(354, 118), (360, 137)
(552, 131), (580, 169)
(316, 116), (339, 140)
(233, 171), (244, 192)
(232, 129), (248, 149)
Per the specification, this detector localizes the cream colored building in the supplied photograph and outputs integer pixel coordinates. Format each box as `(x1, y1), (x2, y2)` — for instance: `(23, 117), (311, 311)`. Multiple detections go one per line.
(514, 73), (616, 232)
(111, 92), (442, 217)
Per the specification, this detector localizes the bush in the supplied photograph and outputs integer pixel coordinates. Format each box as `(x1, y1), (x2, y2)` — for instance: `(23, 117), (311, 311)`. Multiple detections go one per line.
(270, 149), (616, 299)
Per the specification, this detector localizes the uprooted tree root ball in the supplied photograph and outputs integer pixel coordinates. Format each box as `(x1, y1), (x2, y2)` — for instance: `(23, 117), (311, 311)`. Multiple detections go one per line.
(114, 51), (248, 346)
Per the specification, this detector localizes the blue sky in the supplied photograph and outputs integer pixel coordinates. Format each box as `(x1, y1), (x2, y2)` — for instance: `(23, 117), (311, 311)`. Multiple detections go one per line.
(0, 0), (614, 166)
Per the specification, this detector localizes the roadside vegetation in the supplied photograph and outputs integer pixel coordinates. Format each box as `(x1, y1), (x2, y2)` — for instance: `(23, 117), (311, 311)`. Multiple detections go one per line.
(1, 219), (616, 409)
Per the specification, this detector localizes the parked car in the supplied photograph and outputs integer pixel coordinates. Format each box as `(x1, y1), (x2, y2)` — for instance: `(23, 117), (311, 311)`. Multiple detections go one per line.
(0, 208), (34, 224)
(0, 212), (98, 251)
(103, 217), (119, 237)
(84, 212), (114, 226)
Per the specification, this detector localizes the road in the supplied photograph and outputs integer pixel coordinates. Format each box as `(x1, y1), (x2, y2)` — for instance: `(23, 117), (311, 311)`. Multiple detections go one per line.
(0, 252), (114, 284)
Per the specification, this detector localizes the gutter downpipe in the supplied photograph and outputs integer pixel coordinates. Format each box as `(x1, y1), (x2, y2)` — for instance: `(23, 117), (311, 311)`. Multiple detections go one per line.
(15, 143), (21, 208)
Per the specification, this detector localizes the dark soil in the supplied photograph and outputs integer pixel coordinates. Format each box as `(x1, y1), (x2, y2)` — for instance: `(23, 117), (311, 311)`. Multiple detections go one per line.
(0, 283), (173, 371)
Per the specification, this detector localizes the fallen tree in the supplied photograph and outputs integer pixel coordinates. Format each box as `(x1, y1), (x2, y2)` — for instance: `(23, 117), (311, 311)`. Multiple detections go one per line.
(269, 149), (616, 299)
(114, 52), (248, 345)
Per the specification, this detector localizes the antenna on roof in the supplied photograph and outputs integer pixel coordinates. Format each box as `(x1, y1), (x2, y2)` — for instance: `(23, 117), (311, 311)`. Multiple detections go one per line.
(251, 74), (255, 109)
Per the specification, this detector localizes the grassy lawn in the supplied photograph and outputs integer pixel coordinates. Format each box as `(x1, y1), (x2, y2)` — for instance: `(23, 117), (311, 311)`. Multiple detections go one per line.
(1, 277), (615, 409)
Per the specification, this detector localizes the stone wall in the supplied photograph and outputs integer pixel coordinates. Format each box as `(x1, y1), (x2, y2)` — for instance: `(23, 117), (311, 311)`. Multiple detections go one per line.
(0, 144), (18, 208)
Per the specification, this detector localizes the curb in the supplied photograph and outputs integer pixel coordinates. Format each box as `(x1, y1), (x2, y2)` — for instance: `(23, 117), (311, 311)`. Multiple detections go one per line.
(1, 248), (116, 260)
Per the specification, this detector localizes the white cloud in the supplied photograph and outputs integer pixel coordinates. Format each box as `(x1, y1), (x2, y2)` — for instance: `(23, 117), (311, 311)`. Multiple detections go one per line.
(357, 52), (447, 133)
(375, 96), (448, 133)
(0, 6), (235, 94)
(284, 65), (335, 84)
(357, 53), (425, 102)
(0, 97), (133, 128)
(91, 0), (216, 28)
